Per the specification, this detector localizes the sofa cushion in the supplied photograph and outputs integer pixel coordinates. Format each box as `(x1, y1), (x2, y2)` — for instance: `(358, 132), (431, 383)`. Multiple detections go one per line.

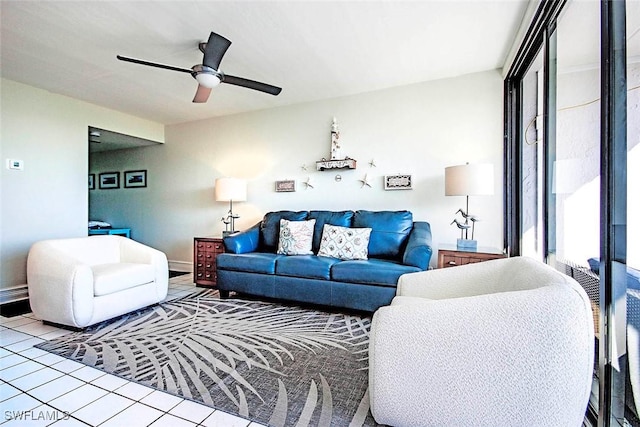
(275, 255), (340, 280)
(331, 259), (420, 287)
(318, 225), (372, 260)
(261, 211), (308, 252)
(308, 210), (354, 253)
(217, 253), (282, 274)
(93, 263), (155, 296)
(353, 210), (413, 259)
(277, 219), (315, 255)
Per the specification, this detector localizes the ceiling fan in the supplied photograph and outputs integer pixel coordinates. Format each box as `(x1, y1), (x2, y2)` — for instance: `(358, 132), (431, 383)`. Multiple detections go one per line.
(117, 31), (282, 103)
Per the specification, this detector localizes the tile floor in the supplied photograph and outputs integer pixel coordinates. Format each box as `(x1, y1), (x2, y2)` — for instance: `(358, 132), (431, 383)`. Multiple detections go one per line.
(0, 273), (265, 427)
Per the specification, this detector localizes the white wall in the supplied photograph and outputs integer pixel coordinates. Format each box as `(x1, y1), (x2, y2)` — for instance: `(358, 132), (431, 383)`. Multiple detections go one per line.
(0, 78), (164, 289)
(90, 69), (505, 269)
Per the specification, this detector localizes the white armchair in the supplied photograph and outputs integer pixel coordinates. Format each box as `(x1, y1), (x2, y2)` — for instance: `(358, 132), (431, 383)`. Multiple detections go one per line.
(27, 235), (168, 328)
(369, 256), (594, 427)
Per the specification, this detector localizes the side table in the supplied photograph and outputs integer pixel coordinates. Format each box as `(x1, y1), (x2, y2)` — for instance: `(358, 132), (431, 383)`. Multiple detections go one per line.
(193, 237), (225, 287)
(437, 244), (506, 268)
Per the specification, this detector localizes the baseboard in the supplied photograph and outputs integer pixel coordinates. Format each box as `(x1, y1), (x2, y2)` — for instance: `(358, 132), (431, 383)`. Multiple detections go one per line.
(169, 260), (193, 273)
(0, 284), (29, 304)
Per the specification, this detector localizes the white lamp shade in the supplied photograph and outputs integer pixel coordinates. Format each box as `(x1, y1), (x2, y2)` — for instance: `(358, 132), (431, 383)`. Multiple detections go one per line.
(215, 178), (247, 202)
(445, 163), (494, 196)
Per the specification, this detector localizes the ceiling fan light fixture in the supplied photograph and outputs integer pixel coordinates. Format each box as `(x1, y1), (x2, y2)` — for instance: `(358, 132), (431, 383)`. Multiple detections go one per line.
(194, 68), (221, 88)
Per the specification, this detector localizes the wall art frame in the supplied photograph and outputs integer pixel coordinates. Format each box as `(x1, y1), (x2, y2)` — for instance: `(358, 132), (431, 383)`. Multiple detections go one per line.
(89, 174), (95, 190)
(124, 170), (147, 188)
(275, 180), (296, 192)
(384, 174), (413, 190)
(98, 172), (120, 189)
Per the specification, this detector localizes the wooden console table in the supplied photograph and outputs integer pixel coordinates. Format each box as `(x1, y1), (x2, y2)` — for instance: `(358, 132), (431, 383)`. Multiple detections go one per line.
(437, 244), (506, 268)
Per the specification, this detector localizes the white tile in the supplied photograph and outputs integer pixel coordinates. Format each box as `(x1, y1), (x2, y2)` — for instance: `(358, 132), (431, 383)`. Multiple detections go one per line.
(0, 353), (29, 370)
(114, 381), (154, 401)
(48, 416), (90, 426)
(168, 400), (214, 424)
(99, 402), (164, 427)
(1, 392), (42, 413)
(0, 360), (45, 382)
(149, 413), (198, 427)
(50, 358), (84, 374)
(0, 382), (22, 402)
(9, 367), (63, 391)
(139, 389), (183, 412)
(68, 365), (104, 382)
(28, 375), (84, 402)
(201, 410), (251, 427)
(4, 337), (45, 353)
(11, 322), (60, 337)
(37, 329), (72, 341)
(0, 347), (12, 358)
(91, 373), (129, 391)
(71, 393), (134, 426)
(2, 404), (69, 426)
(16, 347), (49, 359)
(48, 383), (109, 413)
(0, 329), (33, 346)
(1, 317), (37, 328)
(33, 352), (66, 366)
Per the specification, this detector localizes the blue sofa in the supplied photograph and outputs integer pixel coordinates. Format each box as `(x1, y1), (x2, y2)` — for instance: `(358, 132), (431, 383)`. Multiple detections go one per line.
(216, 210), (433, 312)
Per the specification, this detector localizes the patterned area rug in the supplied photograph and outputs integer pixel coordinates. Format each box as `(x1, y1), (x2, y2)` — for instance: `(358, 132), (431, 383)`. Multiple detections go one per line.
(36, 290), (378, 427)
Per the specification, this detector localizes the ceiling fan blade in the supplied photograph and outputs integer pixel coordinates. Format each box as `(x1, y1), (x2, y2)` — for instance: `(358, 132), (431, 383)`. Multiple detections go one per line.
(117, 55), (193, 74)
(192, 85), (212, 103)
(222, 74), (282, 96)
(200, 32), (232, 71)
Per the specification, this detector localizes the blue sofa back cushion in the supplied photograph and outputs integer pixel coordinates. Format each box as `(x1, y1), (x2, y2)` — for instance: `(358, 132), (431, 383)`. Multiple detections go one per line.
(353, 210), (413, 259)
(260, 211), (308, 251)
(308, 210), (354, 253)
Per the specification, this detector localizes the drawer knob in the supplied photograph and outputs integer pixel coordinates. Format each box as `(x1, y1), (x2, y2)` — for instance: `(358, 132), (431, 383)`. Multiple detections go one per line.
(448, 261), (457, 266)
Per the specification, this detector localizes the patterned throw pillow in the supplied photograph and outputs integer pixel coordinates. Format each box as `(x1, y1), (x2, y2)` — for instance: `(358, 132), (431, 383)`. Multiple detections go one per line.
(317, 224), (372, 260)
(277, 219), (316, 255)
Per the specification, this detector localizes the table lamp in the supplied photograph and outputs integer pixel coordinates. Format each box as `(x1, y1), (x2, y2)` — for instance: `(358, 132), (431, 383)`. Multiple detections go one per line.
(445, 163), (494, 250)
(215, 178), (247, 236)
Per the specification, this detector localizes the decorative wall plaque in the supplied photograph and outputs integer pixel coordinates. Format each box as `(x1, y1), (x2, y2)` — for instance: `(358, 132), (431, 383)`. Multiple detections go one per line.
(275, 180), (296, 192)
(384, 174), (413, 190)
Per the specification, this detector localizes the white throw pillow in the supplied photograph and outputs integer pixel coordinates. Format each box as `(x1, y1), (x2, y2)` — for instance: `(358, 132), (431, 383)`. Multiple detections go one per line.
(277, 219), (316, 255)
(317, 224), (371, 260)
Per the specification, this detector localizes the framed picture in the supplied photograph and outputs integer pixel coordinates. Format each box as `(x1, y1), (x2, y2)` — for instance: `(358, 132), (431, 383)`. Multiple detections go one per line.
(124, 170), (147, 188)
(89, 174), (95, 190)
(384, 174), (413, 190)
(275, 180), (296, 192)
(99, 172), (120, 189)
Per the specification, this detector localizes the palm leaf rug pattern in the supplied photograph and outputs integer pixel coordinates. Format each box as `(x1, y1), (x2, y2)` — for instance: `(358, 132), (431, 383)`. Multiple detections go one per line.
(36, 290), (379, 426)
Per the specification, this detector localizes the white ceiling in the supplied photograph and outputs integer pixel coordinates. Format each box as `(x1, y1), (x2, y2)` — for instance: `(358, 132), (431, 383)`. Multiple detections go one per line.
(1, 1), (529, 125)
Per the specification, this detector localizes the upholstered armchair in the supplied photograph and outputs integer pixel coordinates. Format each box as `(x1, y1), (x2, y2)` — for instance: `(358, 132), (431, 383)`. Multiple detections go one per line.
(369, 256), (594, 427)
(27, 235), (168, 328)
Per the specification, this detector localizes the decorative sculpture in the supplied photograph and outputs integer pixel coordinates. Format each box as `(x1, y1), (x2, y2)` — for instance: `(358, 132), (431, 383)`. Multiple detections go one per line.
(316, 117), (356, 171)
(331, 117), (341, 160)
(451, 208), (479, 249)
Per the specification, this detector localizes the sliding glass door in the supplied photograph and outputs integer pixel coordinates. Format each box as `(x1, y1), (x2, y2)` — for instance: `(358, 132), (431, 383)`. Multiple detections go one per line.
(504, 0), (636, 425)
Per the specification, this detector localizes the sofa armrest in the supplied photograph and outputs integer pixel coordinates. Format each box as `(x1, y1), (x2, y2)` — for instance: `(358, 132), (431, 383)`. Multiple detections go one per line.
(27, 242), (95, 328)
(401, 221), (433, 269)
(369, 285), (594, 426)
(223, 222), (260, 254)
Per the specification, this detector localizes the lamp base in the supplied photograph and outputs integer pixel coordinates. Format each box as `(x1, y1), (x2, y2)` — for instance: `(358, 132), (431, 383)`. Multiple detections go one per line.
(456, 238), (477, 250)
